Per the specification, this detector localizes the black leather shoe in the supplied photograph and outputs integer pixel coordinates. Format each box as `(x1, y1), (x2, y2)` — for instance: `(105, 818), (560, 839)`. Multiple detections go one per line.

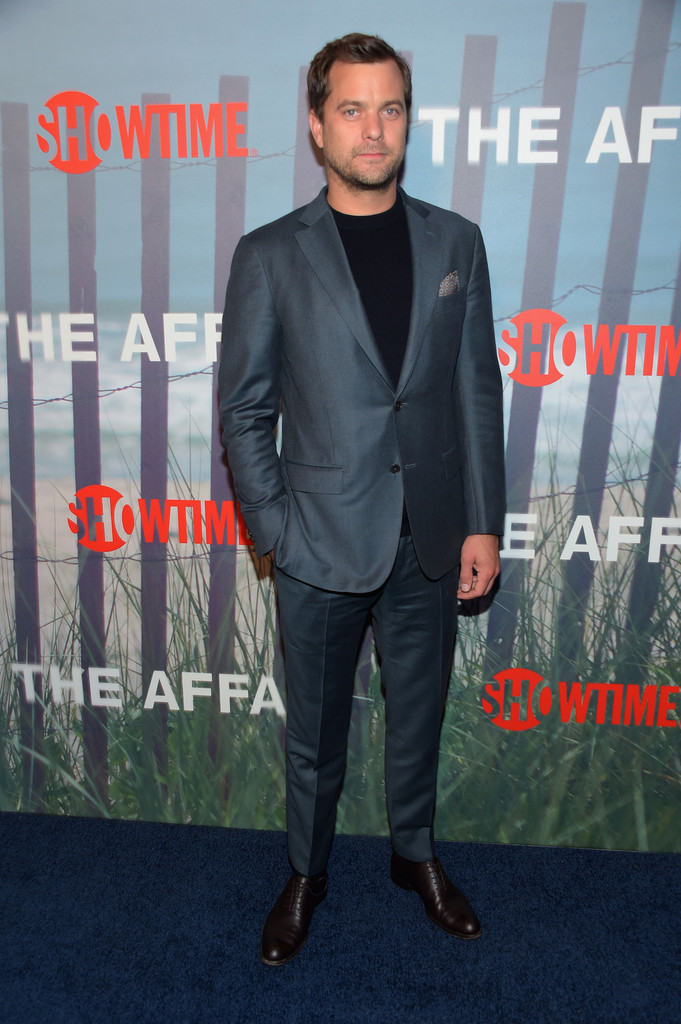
(259, 871), (327, 965)
(390, 852), (482, 939)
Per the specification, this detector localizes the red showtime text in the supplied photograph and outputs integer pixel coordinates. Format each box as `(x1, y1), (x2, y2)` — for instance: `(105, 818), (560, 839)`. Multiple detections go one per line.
(37, 92), (249, 173)
(67, 485), (252, 552)
(481, 668), (679, 731)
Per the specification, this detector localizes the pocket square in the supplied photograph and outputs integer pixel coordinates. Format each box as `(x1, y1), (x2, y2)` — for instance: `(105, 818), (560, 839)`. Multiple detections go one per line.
(438, 270), (460, 296)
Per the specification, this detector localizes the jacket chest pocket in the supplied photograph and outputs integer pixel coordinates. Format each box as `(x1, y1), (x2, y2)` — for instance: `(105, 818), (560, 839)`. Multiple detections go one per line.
(433, 289), (465, 318)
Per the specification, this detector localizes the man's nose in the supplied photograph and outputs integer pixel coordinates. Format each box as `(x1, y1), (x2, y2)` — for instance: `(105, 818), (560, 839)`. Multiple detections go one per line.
(363, 113), (383, 140)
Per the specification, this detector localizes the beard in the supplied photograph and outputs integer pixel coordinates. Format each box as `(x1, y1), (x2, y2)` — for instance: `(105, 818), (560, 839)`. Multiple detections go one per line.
(324, 145), (404, 193)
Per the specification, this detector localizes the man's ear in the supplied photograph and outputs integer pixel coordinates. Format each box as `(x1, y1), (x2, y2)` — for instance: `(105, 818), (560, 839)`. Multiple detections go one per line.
(308, 109), (323, 150)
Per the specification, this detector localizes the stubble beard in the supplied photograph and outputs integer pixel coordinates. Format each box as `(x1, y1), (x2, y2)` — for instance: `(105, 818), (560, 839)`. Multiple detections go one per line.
(325, 147), (404, 194)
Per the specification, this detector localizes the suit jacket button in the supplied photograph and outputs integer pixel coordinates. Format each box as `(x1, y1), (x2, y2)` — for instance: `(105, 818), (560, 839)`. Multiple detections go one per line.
(390, 464), (401, 474)
(394, 400), (402, 411)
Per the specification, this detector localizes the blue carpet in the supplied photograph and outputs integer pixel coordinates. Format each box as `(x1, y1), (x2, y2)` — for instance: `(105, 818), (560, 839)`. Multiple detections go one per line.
(0, 813), (679, 1023)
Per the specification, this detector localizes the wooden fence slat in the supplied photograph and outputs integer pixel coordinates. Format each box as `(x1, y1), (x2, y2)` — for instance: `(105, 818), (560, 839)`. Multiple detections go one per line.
(616, 248), (681, 686)
(450, 34), (498, 225)
(554, 0), (675, 678)
(208, 75), (248, 776)
(139, 93), (171, 797)
(68, 170), (108, 809)
(293, 65), (326, 209)
(2, 102), (44, 808)
(484, 1), (586, 675)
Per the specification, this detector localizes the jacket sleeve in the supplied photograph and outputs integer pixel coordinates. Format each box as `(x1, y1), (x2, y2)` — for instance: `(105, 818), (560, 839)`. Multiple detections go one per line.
(454, 225), (506, 537)
(218, 233), (288, 557)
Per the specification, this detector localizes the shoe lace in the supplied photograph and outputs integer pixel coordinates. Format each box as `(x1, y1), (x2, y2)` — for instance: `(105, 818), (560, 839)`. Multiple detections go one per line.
(425, 858), (451, 897)
(281, 873), (325, 912)
(282, 876), (306, 912)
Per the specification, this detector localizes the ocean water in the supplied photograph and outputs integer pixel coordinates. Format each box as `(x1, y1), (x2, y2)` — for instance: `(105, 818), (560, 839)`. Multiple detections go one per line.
(0, 315), (671, 502)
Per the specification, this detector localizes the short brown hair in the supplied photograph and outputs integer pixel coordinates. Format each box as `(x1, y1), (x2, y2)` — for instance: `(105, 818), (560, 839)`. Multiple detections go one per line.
(307, 33), (412, 120)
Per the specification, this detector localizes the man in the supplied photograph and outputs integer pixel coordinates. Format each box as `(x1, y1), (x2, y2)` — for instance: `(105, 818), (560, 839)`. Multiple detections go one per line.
(219, 33), (505, 965)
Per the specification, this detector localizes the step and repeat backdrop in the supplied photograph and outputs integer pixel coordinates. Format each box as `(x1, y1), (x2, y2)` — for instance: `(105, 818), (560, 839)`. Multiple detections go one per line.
(1, 0), (679, 851)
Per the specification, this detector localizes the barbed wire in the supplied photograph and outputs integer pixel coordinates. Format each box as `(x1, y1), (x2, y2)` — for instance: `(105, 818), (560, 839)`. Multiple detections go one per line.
(0, 41), (678, 178)
(2, 466), (678, 573)
(490, 42), (681, 104)
(0, 365), (213, 411)
(494, 278), (679, 324)
(0, 274), (676, 411)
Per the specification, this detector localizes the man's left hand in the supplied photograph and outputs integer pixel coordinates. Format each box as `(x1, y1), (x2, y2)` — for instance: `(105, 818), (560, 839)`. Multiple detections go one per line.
(457, 534), (500, 600)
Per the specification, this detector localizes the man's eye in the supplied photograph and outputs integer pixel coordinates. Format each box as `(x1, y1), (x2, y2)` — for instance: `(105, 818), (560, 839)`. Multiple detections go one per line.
(344, 109), (358, 117)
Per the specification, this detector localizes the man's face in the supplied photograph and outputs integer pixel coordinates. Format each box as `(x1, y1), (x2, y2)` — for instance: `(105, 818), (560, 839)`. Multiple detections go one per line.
(308, 59), (408, 197)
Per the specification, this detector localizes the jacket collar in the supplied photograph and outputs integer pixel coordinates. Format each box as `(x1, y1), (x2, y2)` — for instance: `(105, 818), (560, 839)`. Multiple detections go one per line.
(295, 187), (445, 395)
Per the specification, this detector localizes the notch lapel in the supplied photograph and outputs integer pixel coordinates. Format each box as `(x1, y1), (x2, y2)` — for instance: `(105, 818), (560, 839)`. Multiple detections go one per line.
(295, 193), (393, 388)
(397, 193), (445, 396)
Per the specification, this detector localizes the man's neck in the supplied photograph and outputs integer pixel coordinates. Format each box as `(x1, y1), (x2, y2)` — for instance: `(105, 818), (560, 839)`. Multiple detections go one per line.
(325, 178), (398, 216)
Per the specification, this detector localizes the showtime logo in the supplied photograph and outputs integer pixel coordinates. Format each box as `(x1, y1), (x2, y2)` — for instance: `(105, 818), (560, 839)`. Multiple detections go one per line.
(67, 485), (252, 552)
(36, 91), (250, 174)
(498, 309), (681, 386)
(481, 668), (679, 731)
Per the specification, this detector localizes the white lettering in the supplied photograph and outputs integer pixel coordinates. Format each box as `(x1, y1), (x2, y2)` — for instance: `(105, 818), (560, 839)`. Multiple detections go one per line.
(648, 518), (681, 563)
(120, 313), (161, 361)
(11, 663), (42, 702)
(637, 105), (680, 163)
(417, 106), (459, 165)
(251, 675), (286, 719)
(219, 673), (250, 713)
(560, 515), (601, 561)
(586, 106), (632, 163)
(49, 664), (85, 703)
(204, 313), (222, 363)
(182, 671), (213, 710)
(10, 663), (288, 716)
(89, 667), (123, 708)
(163, 312), (198, 361)
(17, 312), (55, 361)
(56, 103), (88, 163)
(468, 107), (510, 164)
(59, 312), (96, 362)
(517, 107), (560, 164)
(606, 516), (644, 561)
(144, 670), (180, 710)
(501, 513), (537, 559)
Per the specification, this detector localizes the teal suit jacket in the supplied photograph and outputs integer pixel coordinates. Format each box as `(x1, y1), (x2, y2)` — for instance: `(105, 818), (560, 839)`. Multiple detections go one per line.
(219, 188), (505, 592)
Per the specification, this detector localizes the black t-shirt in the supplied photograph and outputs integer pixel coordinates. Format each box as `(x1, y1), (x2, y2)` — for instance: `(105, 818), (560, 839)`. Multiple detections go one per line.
(332, 195), (413, 534)
(332, 195), (412, 390)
